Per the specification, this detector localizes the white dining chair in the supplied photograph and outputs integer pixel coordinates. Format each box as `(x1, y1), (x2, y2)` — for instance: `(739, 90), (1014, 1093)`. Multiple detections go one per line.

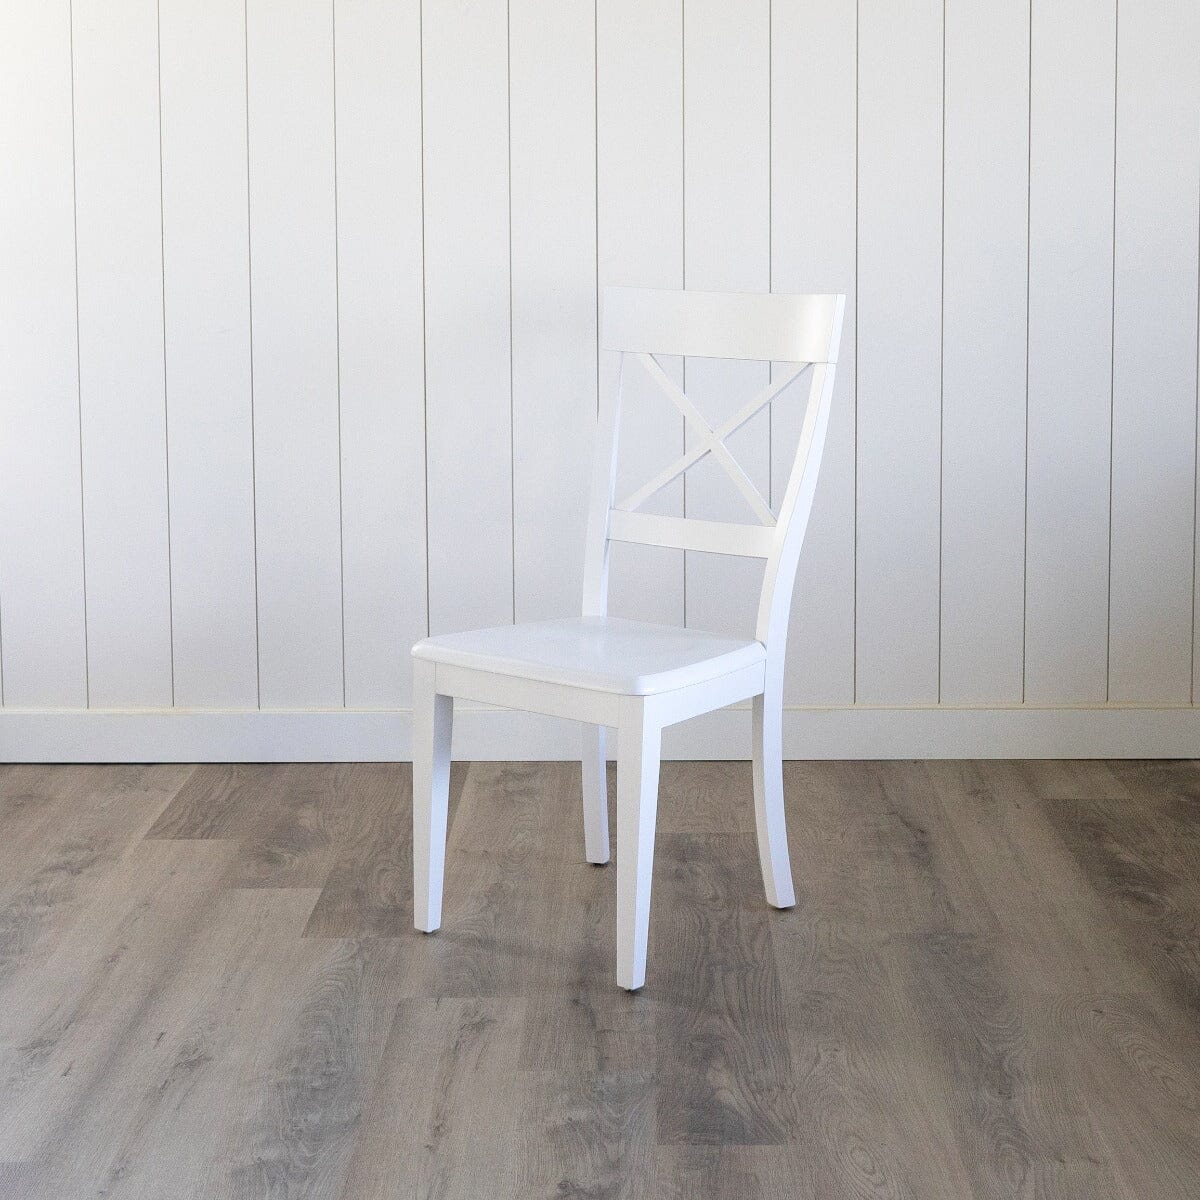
(412, 286), (845, 990)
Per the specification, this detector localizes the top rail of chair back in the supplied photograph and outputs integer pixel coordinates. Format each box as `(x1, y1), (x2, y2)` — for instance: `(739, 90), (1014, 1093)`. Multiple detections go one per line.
(601, 287), (844, 365)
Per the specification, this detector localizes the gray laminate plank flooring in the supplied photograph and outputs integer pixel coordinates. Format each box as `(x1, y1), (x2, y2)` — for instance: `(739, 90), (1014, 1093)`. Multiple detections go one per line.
(0, 759), (1197, 1198)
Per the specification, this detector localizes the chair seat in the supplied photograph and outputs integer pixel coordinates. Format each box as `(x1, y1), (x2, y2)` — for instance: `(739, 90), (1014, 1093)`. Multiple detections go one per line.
(412, 616), (765, 696)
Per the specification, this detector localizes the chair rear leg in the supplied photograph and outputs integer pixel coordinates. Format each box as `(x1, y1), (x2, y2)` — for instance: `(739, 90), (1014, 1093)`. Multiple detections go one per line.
(752, 683), (796, 909)
(581, 725), (611, 864)
(413, 660), (454, 933)
(615, 699), (662, 991)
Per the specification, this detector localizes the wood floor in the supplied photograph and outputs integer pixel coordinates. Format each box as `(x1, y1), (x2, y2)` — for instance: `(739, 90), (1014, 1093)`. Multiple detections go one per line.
(0, 759), (1198, 1198)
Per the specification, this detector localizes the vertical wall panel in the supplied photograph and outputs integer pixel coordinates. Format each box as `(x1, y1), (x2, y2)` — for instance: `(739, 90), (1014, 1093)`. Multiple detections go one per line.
(72, 0), (173, 708)
(0, 2), (88, 707)
(422, 0), (513, 636)
(246, 0), (343, 707)
(939, 0), (1029, 704)
(597, 0), (685, 628)
(683, 0), (771, 642)
(1025, 0), (1115, 703)
(160, 0), (258, 708)
(510, 0), (596, 624)
(855, 0), (943, 704)
(771, 0), (857, 704)
(336, 0), (427, 706)
(1110, 0), (1200, 702)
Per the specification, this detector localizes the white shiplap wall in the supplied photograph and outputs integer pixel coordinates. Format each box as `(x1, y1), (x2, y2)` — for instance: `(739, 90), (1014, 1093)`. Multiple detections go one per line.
(2, 0), (1199, 762)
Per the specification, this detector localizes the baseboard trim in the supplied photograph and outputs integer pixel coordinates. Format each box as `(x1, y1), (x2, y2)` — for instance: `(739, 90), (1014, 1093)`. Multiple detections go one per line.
(2, 703), (1199, 762)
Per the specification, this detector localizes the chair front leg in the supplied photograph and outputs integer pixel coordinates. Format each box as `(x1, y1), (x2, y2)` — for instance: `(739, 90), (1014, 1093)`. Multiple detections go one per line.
(751, 679), (796, 909)
(413, 659), (454, 933)
(581, 725), (611, 864)
(615, 698), (662, 991)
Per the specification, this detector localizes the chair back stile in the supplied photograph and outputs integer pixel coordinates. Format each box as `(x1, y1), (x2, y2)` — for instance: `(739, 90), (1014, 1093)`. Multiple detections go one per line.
(581, 353), (623, 621)
(586, 287), (845, 662)
(755, 355), (840, 665)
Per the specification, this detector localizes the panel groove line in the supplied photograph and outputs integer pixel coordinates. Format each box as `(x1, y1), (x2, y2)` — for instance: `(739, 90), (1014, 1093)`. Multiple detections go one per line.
(938, 0), (946, 705)
(155, 0), (177, 706)
(597, 0), (685, 630)
(332, 0), (347, 708)
(422, 0), (514, 638)
(244, 0), (262, 709)
(245, 0), (343, 708)
(510, 0), (596, 626)
(160, 0), (259, 709)
(1195, 165), (1200, 704)
(73, 0), (174, 709)
(682, 0), (772, 646)
(420, 0), (431, 642)
(1025, 0), (1117, 704)
(771, 0), (857, 706)
(0, 0), (89, 708)
(507, 0), (516, 628)
(1109, 0), (1200, 703)
(1105, 0), (1118, 704)
(335, 0), (427, 707)
(853, 0), (859, 704)
(1021, 0), (1032, 703)
(855, 0), (944, 704)
(940, 0), (1029, 705)
(73, 0), (92, 711)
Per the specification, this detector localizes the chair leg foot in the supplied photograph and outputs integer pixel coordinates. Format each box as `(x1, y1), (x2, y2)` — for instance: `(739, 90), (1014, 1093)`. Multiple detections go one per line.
(616, 699), (661, 991)
(752, 687), (796, 910)
(581, 725), (611, 865)
(413, 660), (454, 933)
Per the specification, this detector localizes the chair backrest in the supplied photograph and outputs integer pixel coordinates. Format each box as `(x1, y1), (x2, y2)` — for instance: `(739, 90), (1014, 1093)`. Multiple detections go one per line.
(583, 286), (845, 662)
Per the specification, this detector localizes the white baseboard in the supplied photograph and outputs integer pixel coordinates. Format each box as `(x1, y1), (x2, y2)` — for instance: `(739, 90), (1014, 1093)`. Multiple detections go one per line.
(2, 703), (1199, 762)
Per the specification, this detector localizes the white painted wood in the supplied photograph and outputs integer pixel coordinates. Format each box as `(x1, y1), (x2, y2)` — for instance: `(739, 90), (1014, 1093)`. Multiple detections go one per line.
(411, 287), (841, 987)
(510, 0), (596, 625)
(159, 0), (258, 708)
(1110, 0), (1200, 703)
(597, 0), (685, 629)
(752, 672), (794, 909)
(641, 662), (766, 728)
(0, 0), (88, 707)
(615, 364), (809, 516)
(412, 660), (453, 933)
(855, 0), (943, 704)
(622, 354), (775, 526)
(72, 0), (172, 707)
(422, 0), (512, 636)
(582, 356), (624, 619)
(581, 725), (610, 864)
(682, 0), (771, 645)
(9, 705), (1200, 767)
(939, 0), (1029, 704)
(414, 616), (766, 697)
(246, 0), (343, 706)
(335, 0), (426, 708)
(602, 290), (841, 365)
(756, 359), (843, 651)
(770, 0), (857, 707)
(608, 512), (776, 560)
(615, 697), (661, 991)
(1025, 0), (1116, 703)
(432, 664), (621, 726)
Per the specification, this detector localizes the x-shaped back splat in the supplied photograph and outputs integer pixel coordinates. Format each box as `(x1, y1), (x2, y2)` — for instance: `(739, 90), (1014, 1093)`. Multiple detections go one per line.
(614, 352), (813, 527)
